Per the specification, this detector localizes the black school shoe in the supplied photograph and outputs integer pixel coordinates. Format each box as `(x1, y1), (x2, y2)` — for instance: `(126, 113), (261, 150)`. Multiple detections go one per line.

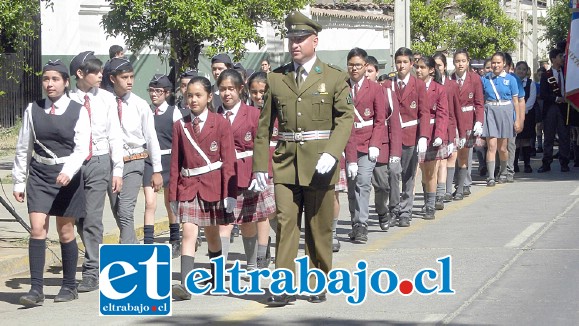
(77, 277), (98, 293)
(308, 293), (327, 303)
(172, 284), (192, 301)
(265, 294), (296, 307)
(435, 196), (444, 210)
(54, 286), (78, 303)
(19, 289), (44, 307)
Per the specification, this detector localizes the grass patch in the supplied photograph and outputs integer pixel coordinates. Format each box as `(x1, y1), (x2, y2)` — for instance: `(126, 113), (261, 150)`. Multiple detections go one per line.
(0, 118), (20, 158)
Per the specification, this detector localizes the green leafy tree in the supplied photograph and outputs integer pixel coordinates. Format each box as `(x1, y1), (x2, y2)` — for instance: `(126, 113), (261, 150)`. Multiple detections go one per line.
(102, 0), (309, 74)
(540, 0), (571, 48)
(410, 0), (457, 56)
(453, 0), (520, 59)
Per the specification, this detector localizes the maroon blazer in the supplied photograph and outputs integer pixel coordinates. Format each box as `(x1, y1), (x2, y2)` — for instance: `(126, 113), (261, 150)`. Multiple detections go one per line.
(442, 79), (461, 143)
(345, 78), (386, 163)
(450, 71), (484, 139)
(383, 75), (429, 146)
(168, 111), (237, 203)
(218, 102), (261, 188)
(376, 87), (402, 164)
(424, 81), (449, 142)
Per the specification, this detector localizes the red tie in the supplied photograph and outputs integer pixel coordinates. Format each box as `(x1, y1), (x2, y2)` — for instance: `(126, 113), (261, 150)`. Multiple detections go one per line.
(225, 111), (233, 124)
(155, 107), (160, 116)
(193, 117), (201, 134)
(458, 78), (463, 89)
(117, 97), (123, 125)
(353, 84), (359, 100)
(84, 95), (93, 160)
(49, 104), (55, 115)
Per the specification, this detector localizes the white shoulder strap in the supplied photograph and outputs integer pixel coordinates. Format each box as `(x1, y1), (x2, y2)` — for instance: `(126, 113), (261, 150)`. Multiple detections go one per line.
(489, 76), (502, 101)
(385, 88), (394, 123)
(30, 104), (59, 159)
(180, 120), (212, 165)
(353, 105), (364, 122)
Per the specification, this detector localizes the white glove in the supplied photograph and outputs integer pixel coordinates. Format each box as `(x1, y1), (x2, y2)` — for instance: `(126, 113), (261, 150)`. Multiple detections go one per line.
(473, 121), (483, 137)
(432, 137), (443, 147)
(368, 147), (379, 162)
(417, 137), (428, 153)
(389, 156), (401, 164)
(315, 153), (337, 174)
(458, 138), (466, 149)
(248, 178), (264, 192)
(447, 143), (455, 154)
(224, 197), (236, 213)
(347, 163), (358, 179)
(170, 201), (179, 215)
(255, 172), (268, 190)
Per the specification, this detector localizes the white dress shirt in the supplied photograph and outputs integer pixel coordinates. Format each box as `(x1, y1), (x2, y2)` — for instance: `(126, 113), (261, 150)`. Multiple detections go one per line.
(154, 101), (183, 122)
(70, 87), (124, 177)
(222, 101), (241, 123)
(293, 55), (318, 82)
(117, 92), (162, 172)
(521, 78), (537, 113)
(12, 96), (91, 192)
(191, 108), (209, 132)
(349, 77), (364, 99)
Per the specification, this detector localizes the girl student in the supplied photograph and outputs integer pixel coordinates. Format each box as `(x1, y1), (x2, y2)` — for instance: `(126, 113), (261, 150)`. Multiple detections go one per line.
(433, 52), (461, 210)
(481, 52), (520, 186)
(414, 56), (449, 220)
(450, 50), (484, 198)
(247, 71), (277, 266)
(216, 69), (276, 272)
(142, 74), (185, 257)
(169, 76), (237, 300)
(382, 47), (430, 228)
(513, 61), (537, 173)
(13, 60), (91, 306)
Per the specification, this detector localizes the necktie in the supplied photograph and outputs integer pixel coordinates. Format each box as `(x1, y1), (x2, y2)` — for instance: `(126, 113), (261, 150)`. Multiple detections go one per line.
(398, 80), (405, 94)
(155, 107), (160, 116)
(193, 117), (200, 134)
(225, 110), (233, 124)
(353, 83), (359, 100)
(84, 94), (93, 160)
(296, 65), (305, 89)
(49, 104), (55, 115)
(116, 97), (123, 125)
(557, 69), (565, 94)
(458, 78), (463, 89)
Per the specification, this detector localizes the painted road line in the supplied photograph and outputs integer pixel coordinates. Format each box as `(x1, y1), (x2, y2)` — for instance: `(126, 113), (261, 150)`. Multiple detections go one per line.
(570, 185), (579, 196)
(504, 223), (544, 248)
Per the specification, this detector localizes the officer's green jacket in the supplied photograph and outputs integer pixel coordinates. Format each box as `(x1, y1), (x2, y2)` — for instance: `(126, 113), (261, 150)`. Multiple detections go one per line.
(253, 57), (354, 187)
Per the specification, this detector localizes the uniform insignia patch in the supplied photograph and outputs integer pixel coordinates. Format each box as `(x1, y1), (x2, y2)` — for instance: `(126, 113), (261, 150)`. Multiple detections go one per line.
(347, 93), (353, 105)
(314, 66), (321, 73)
(210, 141), (218, 152)
(244, 131), (252, 142)
(272, 127), (278, 136)
(503, 79), (510, 86)
(318, 83), (326, 93)
(410, 101), (417, 109)
(364, 108), (371, 116)
(468, 92), (474, 99)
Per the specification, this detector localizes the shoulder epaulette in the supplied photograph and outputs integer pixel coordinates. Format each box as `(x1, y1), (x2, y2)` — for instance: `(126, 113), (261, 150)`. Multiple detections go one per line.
(388, 71), (397, 79)
(327, 64), (343, 72)
(273, 63), (292, 74)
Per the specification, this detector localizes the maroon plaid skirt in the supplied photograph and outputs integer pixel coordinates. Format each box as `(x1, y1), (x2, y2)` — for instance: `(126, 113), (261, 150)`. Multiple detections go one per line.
(233, 187), (276, 224)
(177, 196), (233, 227)
(334, 168), (348, 192)
(419, 142), (449, 163)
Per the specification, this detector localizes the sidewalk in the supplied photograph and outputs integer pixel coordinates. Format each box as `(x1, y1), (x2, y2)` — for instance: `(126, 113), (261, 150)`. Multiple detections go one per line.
(0, 156), (173, 278)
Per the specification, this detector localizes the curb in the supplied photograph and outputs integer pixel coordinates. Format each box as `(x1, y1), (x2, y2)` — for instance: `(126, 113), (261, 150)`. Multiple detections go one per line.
(0, 217), (171, 279)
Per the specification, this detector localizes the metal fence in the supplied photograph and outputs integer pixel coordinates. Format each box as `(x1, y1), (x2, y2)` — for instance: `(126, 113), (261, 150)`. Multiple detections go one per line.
(0, 35), (42, 129)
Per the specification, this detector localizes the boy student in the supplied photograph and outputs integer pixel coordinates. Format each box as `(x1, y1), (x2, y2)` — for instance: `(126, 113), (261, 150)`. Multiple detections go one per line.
(344, 47), (386, 243)
(210, 53), (233, 111)
(142, 74), (185, 257)
(108, 57), (163, 243)
(101, 45), (124, 93)
(69, 51), (124, 292)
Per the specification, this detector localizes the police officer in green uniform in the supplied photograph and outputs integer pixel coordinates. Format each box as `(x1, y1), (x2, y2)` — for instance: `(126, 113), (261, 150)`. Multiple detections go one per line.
(253, 11), (354, 306)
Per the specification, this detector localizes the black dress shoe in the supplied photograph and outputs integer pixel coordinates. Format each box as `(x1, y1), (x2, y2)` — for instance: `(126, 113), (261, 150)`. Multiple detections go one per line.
(54, 286), (78, 303)
(378, 215), (390, 231)
(423, 207), (435, 220)
(308, 293), (327, 303)
(19, 289), (44, 306)
(524, 165), (533, 173)
(561, 165), (570, 172)
(332, 235), (341, 253)
(453, 193), (464, 201)
(353, 224), (368, 243)
(463, 186), (471, 196)
(265, 294), (296, 307)
(538, 164), (551, 173)
(398, 216), (410, 227)
(388, 212), (397, 227)
(77, 277), (98, 293)
(172, 284), (192, 301)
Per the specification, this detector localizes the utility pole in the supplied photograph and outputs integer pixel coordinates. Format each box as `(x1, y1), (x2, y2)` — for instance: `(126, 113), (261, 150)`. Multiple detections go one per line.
(393, 0), (411, 69)
(532, 0), (538, 74)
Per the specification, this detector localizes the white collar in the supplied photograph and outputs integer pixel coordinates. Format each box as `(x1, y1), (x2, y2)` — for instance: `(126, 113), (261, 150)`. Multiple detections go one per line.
(397, 73), (410, 85)
(294, 55), (317, 75)
(155, 101), (169, 113)
(46, 95), (71, 110)
(425, 78), (432, 90)
(223, 101), (241, 117)
(192, 108), (209, 122)
(350, 77), (364, 89)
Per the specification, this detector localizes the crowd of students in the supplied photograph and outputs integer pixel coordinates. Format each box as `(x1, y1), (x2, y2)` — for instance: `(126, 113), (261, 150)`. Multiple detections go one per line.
(11, 40), (576, 307)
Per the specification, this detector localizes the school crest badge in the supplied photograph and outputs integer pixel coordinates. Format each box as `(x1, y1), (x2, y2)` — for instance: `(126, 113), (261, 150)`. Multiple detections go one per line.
(364, 108), (371, 116)
(210, 141), (218, 152)
(503, 79), (510, 86)
(318, 83), (326, 94)
(410, 101), (417, 109)
(244, 131), (252, 142)
(468, 92), (474, 99)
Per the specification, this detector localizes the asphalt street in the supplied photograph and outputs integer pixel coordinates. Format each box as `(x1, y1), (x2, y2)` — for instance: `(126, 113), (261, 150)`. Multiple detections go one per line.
(0, 160), (577, 325)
